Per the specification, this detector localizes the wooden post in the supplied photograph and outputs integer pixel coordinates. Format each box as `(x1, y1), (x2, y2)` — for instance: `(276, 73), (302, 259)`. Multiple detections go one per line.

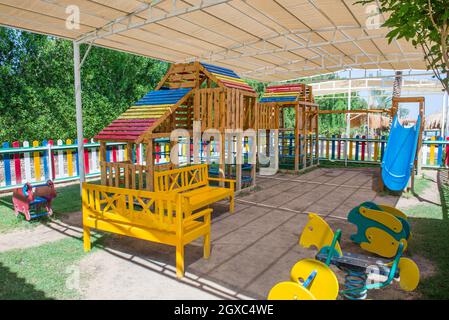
(100, 141), (107, 186)
(220, 131), (226, 187)
(302, 105), (307, 169)
(315, 106), (319, 165)
(416, 99), (425, 177)
(146, 140), (154, 191)
(126, 143), (133, 163)
(253, 98), (259, 188)
(378, 166), (385, 192)
(294, 104), (300, 172)
(266, 129), (270, 158)
(235, 132), (242, 191)
(227, 132), (233, 179)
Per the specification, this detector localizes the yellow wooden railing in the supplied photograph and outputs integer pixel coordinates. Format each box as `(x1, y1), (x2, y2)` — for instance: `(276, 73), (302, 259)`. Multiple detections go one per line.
(82, 183), (211, 278)
(154, 164), (209, 193)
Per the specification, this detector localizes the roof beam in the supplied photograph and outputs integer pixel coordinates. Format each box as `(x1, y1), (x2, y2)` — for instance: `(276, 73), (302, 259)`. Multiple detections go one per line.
(194, 29), (387, 62)
(243, 53), (424, 77)
(76, 0), (232, 44)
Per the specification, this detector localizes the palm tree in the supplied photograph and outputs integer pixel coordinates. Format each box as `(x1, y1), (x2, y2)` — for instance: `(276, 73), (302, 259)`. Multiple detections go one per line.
(392, 71), (403, 98)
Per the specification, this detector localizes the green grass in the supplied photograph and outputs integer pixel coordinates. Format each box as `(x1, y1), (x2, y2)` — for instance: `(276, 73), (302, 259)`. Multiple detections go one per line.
(0, 183), (82, 233)
(0, 236), (100, 300)
(404, 203), (443, 220)
(402, 174), (433, 199)
(318, 160), (379, 168)
(403, 172), (449, 299)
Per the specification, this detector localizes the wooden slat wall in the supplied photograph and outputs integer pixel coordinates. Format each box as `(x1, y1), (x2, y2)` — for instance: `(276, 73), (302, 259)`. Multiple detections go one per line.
(165, 64), (200, 89)
(101, 161), (152, 191)
(196, 88), (228, 130)
(257, 103), (278, 130)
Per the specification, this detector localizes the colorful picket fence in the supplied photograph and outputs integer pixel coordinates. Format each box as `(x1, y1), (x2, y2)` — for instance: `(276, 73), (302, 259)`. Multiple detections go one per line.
(0, 139), (174, 191)
(3, 135), (445, 191)
(0, 137), (252, 191)
(318, 135), (449, 168)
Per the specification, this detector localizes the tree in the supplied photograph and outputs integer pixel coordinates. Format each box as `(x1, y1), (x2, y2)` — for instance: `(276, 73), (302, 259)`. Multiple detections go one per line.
(316, 93), (369, 136)
(0, 27), (168, 142)
(358, 0), (449, 93)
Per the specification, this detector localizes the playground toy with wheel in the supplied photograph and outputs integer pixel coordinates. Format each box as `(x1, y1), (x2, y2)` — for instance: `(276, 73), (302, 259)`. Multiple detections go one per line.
(268, 213), (419, 300)
(348, 202), (411, 258)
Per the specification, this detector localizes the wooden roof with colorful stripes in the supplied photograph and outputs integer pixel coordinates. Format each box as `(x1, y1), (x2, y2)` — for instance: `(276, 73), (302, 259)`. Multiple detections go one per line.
(260, 84), (312, 103)
(201, 63), (255, 93)
(95, 88), (192, 142)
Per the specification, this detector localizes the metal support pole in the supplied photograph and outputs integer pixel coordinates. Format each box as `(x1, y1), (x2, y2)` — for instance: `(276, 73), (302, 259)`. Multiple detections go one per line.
(443, 92), (448, 137)
(345, 69), (352, 167)
(73, 41), (85, 192)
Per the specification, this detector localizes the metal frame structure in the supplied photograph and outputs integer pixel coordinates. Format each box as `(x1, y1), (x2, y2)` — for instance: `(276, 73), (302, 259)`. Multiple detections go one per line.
(0, 0), (427, 81)
(0, 0), (433, 186)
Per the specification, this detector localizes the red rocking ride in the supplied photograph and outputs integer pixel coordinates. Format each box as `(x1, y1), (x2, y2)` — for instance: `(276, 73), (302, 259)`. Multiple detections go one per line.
(12, 181), (57, 221)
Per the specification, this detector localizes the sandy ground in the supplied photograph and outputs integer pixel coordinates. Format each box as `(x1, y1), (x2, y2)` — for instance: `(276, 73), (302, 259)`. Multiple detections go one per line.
(0, 167), (438, 300)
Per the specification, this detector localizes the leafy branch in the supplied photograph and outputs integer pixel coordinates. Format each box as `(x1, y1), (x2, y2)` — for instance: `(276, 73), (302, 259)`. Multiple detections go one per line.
(356, 0), (449, 93)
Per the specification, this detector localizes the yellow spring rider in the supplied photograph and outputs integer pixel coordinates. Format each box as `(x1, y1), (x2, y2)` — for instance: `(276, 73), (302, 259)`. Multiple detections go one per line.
(268, 214), (420, 300)
(348, 202), (411, 258)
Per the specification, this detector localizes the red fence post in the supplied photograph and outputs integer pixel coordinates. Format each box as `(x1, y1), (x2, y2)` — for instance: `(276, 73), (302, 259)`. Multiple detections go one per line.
(83, 138), (90, 174)
(112, 145), (117, 162)
(12, 141), (22, 185)
(361, 135), (366, 161)
(48, 140), (56, 180)
(136, 145), (140, 164)
(337, 135), (341, 159)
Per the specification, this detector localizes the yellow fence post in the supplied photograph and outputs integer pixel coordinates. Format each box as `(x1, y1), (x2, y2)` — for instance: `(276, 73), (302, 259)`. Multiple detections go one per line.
(32, 140), (41, 182)
(430, 136), (436, 166)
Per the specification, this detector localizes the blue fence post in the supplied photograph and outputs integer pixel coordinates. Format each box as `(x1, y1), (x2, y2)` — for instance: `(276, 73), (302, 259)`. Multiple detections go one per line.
(42, 139), (50, 180)
(105, 142), (111, 163)
(289, 133), (293, 157)
(380, 136), (386, 161)
(437, 136), (443, 167)
(2, 142), (12, 186)
(355, 135), (360, 161)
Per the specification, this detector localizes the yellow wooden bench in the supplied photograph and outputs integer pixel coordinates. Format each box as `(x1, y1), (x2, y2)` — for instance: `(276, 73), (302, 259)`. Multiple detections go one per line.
(82, 183), (211, 278)
(154, 164), (235, 215)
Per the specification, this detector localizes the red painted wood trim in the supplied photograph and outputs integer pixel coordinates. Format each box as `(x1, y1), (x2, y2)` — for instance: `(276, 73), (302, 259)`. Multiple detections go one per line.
(48, 140), (56, 180)
(361, 136), (366, 161)
(155, 144), (160, 162)
(136, 144), (141, 164)
(112, 145), (117, 162)
(83, 138), (90, 174)
(100, 129), (146, 134)
(94, 135), (138, 141)
(12, 141), (22, 184)
(97, 131), (142, 136)
(219, 80), (255, 92)
(112, 119), (157, 124)
(266, 88), (302, 91)
(337, 136), (341, 159)
(106, 123), (153, 129)
(267, 84), (304, 89)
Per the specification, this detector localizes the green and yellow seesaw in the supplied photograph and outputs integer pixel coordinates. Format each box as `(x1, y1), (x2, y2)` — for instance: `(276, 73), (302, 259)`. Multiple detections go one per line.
(348, 202), (411, 258)
(268, 213), (419, 300)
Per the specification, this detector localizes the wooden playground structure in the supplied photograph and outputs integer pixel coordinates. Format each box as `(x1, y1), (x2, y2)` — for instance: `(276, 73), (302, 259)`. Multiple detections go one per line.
(95, 62), (258, 192)
(83, 61), (426, 282)
(258, 84), (319, 172)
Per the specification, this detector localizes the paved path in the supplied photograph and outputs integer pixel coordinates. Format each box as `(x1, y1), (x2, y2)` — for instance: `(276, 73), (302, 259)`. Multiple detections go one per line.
(0, 168), (434, 300)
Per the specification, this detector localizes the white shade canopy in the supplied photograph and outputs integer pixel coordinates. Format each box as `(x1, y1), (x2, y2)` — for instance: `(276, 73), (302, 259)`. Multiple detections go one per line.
(0, 0), (426, 82)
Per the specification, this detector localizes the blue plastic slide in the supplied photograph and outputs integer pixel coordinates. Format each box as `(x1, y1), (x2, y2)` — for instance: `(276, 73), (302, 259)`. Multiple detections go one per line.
(381, 115), (422, 191)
